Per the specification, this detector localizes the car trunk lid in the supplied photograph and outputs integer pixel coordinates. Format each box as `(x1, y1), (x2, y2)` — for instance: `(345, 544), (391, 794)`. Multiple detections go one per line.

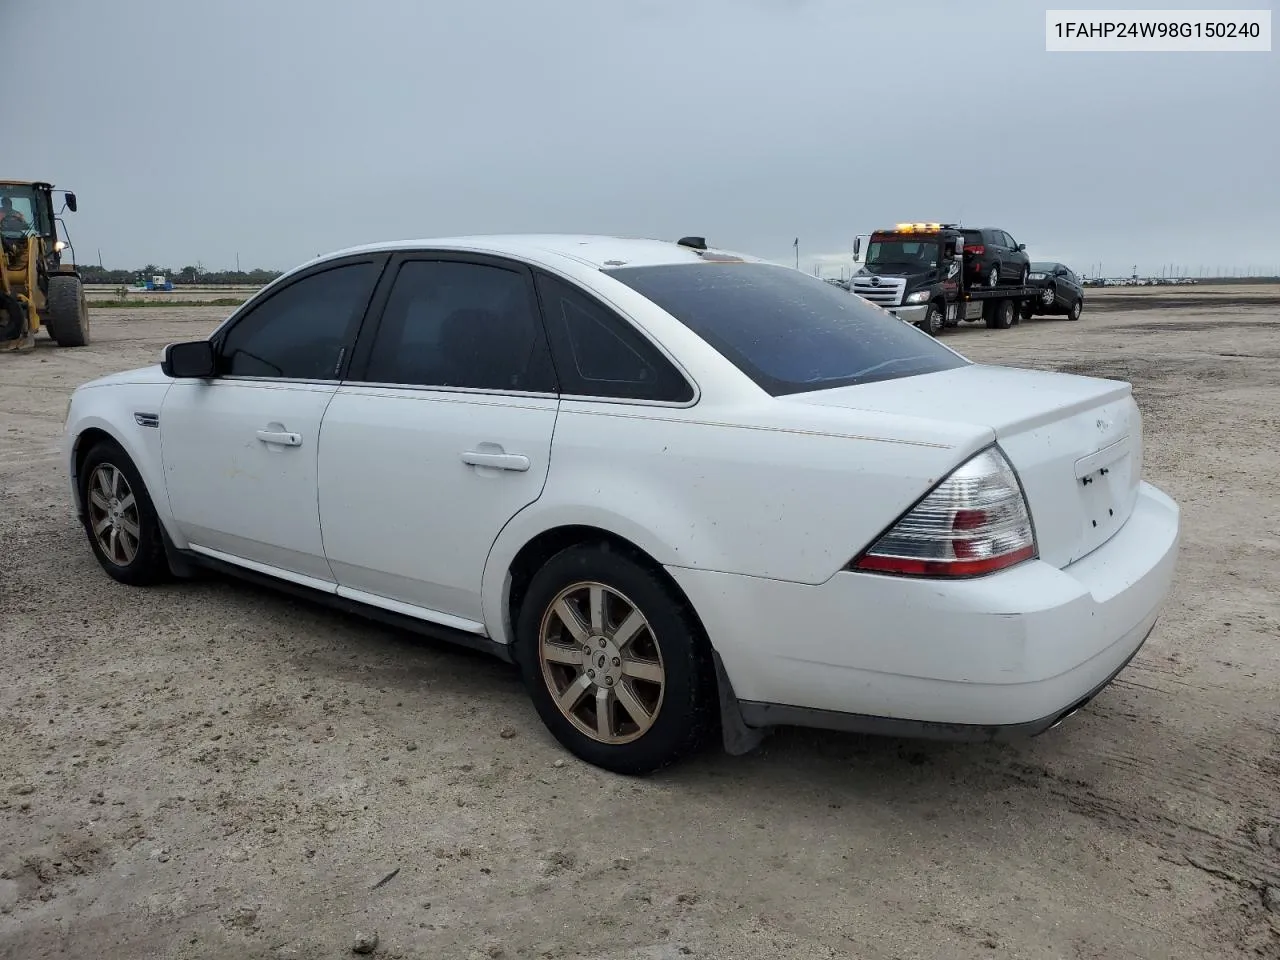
(785, 363), (1144, 568)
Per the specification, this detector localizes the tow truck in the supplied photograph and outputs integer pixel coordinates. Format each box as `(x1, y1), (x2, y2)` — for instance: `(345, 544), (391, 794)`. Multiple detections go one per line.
(848, 223), (1040, 336)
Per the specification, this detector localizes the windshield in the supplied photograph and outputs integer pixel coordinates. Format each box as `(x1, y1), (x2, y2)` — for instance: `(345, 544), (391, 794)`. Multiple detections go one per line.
(603, 261), (968, 397)
(866, 239), (938, 269)
(0, 185), (42, 238)
(1030, 262), (1058, 272)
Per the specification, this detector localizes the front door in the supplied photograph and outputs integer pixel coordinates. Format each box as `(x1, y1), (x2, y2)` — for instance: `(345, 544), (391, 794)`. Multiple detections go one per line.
(317, 254), (560, 626)
(160, 256), (385, 584)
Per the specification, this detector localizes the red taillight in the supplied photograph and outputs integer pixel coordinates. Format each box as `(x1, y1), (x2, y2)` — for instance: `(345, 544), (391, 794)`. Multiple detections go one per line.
(964, 244), (985, 255)
(849, 447), (1037, 579)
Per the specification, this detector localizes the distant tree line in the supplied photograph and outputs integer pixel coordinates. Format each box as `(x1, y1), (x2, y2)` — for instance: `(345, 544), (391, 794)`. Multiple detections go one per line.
(77, 263), (282, 286)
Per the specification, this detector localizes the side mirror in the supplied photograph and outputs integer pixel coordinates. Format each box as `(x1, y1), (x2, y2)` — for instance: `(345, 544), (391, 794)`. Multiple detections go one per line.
(852, 237), (861, 260)
(947, 238), (963, 259)
(63, 192), (77, 213)
(1017, 243), (1027, 252)
(161, 340), (217, 379)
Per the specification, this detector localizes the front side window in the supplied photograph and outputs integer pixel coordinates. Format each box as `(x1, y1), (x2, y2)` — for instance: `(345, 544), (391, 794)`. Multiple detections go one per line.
(605, 261), (967, 397)
(363, 259), (556, 393)
(218, 261), (379, 380)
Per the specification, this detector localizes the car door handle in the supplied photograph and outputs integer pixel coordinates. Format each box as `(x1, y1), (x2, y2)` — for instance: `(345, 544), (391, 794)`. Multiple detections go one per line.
(256, 430), (302, 447)
(461, 450), (530, 472)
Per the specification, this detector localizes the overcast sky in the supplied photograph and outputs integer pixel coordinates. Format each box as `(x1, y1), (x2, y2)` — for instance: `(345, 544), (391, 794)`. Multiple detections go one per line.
(6, 0), (1277, 276)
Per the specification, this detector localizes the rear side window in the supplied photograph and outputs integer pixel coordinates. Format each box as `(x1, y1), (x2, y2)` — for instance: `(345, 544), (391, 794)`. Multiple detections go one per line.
(218, 261), (379, 380)
(535, 273), (693, 402)
(604, 262), (967, 397)
(363, 259), (556, 392)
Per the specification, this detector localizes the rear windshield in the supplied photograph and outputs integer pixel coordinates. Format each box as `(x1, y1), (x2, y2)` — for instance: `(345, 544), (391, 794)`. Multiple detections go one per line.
(603, 261), (968, 396)
(962, 230), (984, 246)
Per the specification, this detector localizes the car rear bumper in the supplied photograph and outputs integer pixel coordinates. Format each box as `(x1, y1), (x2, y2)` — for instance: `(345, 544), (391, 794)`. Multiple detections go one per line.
(667, 480), (1180, 733)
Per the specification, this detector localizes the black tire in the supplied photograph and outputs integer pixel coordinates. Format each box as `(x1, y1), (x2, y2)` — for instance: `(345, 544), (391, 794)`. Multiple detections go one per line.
(513, 542), (713, 775)
(1019, 301), (1035, 321)
(984, 299), (1014, 330)
(47, 275), (91, 347)
(987, 263), (1001, 288)
(921, 301), (945, 337)
(1067, 298), (1083, 321)
(78, 439), (170, 586)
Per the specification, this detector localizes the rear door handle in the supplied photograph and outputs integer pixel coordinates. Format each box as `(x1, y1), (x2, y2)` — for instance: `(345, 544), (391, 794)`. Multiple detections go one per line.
(256, 430), (302, 447)
(461, 450), (530, 472)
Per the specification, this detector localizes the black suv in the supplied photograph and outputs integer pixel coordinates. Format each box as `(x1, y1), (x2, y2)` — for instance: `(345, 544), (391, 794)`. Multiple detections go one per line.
(960, 227), (1031, 288)
(1022, 261), (1085, 321)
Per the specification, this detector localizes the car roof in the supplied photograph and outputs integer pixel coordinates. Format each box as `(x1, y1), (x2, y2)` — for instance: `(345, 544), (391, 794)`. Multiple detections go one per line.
(307, 234), (770, 272)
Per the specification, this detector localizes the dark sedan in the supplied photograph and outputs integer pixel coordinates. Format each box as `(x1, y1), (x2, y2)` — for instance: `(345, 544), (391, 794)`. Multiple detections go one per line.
(1021, 261), (1085, 321)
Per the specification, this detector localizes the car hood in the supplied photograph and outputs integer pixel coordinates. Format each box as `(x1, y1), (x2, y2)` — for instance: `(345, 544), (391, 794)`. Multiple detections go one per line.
(77, 363), (170, 390)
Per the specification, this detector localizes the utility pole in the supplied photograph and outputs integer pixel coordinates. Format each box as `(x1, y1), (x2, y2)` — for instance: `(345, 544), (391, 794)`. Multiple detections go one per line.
(793, 237), (799, 271)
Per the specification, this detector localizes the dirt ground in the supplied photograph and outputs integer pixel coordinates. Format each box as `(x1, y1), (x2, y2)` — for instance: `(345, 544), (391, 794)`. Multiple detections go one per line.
(2, 295), (1278, 960)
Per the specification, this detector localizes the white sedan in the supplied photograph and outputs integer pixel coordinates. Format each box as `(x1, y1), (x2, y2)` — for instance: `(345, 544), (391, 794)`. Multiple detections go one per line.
(62, 234), (1181, 774)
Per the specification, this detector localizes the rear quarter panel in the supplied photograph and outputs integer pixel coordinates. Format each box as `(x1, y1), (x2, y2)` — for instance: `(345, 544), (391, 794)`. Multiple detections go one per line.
(481, 398), (990, 644)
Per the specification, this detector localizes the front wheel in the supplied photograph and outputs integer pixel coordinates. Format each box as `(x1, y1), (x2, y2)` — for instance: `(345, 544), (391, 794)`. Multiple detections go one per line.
(1067, 298), (1083, 321)
(922, 301), (945, 337)
(78, 440), (170, 585)
(46, 275), (91, 347)
(515, 543), (712, 775)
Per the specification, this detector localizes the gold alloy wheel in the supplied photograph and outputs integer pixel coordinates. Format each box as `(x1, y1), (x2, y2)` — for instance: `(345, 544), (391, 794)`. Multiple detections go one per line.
(86, 463), (140, 566)
(538, 581), (666, 745)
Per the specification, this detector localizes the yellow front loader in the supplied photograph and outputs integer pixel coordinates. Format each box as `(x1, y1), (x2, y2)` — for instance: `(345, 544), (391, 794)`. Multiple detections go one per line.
(0, 179), (90, 352)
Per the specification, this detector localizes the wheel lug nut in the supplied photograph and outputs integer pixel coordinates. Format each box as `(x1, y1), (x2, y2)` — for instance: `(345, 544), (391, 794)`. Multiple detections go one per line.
(587, 670), (596, 679)
(598, 638), (607, 648)
(604, 676), (614, 686)
(612, 657), (620, 667)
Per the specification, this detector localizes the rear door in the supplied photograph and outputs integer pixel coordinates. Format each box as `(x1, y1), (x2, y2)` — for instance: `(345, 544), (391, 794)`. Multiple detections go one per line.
(316, 252), (559, 628)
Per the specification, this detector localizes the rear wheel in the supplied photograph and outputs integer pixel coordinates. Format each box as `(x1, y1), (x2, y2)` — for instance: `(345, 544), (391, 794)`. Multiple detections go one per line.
(985, 299), (1014, 330)
(514, 542), (712, 775)
(78, 440), (170, 585)
(1019, 301), (1036, 320)
(46, 275), (91, 347)
(987, 263), (1001, 287)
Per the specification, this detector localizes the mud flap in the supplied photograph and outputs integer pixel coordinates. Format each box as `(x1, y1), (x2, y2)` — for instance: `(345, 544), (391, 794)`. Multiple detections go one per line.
(713, 650), (768, 756)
